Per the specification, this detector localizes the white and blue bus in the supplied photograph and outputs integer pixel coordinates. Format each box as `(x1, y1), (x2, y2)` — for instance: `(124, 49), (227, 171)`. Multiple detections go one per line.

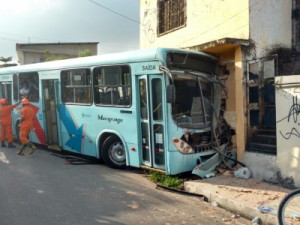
(0, 48), (229, 175)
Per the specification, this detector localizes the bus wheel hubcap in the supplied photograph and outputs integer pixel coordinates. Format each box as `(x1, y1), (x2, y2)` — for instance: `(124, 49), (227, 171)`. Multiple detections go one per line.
(110, 143), (125, 164)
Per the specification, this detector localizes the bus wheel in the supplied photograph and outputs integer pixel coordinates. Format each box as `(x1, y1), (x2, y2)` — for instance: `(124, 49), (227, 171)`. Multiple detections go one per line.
(101, 135), (126, 169)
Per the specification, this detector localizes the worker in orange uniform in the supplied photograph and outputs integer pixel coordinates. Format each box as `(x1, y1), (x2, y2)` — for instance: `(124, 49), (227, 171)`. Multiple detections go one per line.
(17, 98), (37, 156)
(0, 98), (21, 148)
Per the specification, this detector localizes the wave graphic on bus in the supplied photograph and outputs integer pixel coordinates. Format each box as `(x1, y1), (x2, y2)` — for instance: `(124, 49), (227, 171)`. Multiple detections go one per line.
(59, 104), (83, 153)
(31, 103), (46, 144)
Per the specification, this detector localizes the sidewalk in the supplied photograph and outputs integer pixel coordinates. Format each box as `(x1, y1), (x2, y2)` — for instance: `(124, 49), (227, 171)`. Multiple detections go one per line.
(184, 174), (290, 225)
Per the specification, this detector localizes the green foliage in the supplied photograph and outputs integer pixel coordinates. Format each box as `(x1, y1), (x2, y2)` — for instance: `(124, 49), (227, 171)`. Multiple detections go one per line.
(0, 63), (17, 68)
(42, 49), (92, 62)
(0, 56), (17, 67)
(43, 49), (70, 62)
(149, 171), (183, 188)
(45, 54), (70, 62)
(0, 56), (13, 64)
(78, 49), (92, 57)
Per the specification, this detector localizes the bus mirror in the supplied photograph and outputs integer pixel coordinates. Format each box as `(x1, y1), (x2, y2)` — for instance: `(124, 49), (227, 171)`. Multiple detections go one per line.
(166, 85), (175, 103)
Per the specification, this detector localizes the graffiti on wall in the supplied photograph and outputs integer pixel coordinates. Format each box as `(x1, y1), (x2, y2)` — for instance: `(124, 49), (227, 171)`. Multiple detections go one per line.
(277, 96), (300, 140)
(141, 2), (156, 46)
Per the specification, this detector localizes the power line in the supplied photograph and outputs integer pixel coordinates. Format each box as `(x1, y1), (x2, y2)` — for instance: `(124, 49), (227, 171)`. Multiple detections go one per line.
(0, 31), (28, 39)
(0, 36), (21, 42)
(88, 0), (140, 24)
(0, 31), (61, 43)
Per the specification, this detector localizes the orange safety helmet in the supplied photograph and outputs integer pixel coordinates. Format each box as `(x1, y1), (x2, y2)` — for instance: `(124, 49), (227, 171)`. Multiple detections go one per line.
(0, 98), (6, 105)
(21, 98), (30, 105)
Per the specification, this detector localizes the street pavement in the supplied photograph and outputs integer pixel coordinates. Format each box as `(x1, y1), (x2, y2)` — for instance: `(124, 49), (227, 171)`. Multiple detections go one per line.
(0, 142), (289, 224)
(0, 143), (254, 225)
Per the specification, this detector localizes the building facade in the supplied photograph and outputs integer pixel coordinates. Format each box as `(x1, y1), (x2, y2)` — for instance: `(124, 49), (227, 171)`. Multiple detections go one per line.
(16, 42), (99, 65)
(140, 0), (300, 186)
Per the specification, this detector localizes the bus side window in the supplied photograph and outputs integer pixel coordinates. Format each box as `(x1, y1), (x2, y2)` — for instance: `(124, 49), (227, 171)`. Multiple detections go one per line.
(63, 87), (73, 103)
(93, 65), (131, 107)
(19, 72), (39, 102)
(104, 87), (120, 104)
(61, 69), (91, 105)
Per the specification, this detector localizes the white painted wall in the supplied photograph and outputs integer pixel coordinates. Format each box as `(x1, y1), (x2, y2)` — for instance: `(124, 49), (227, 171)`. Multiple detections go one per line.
(243, 152), (279, 183)
(249, 0), (292, 57)
(276, 75), (300, 187)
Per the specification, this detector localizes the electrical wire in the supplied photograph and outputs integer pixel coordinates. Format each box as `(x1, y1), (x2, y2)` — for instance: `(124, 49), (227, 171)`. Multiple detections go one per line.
(88, 0), (140, 24)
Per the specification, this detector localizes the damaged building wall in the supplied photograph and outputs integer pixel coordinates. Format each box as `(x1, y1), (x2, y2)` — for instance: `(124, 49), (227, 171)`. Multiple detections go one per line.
(219, 52), (238, 150)
(140, 0), (299, 184)
(140, 0), (250, 161)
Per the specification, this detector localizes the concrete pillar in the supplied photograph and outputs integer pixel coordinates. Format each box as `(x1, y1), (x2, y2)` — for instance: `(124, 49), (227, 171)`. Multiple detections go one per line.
(234, 46), (246, 161)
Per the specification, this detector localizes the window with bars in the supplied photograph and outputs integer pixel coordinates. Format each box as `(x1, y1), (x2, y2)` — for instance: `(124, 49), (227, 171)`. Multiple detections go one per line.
(158, 0), (186, 35)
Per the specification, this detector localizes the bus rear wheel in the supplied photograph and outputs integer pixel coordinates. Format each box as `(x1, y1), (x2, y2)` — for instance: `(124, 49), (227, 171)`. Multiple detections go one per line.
(101, 135), (126, 169)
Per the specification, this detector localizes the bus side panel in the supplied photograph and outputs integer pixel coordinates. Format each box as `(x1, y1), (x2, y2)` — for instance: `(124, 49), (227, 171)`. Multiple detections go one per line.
(58, 103), (141, 165)
(29, 103), (46, 145)
(93, 106), (140, 165)
(59, 104), (87, 153)
(167, 150), (201, 175)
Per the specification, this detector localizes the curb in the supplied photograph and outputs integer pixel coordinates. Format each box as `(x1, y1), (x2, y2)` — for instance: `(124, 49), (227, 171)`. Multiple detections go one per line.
(184, 181), (278, 225)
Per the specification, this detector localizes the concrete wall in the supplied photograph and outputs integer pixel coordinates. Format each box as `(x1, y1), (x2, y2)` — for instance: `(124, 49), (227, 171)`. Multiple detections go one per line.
(243, 0), (293, 185)
(21, 43), (98, 56)
(17, 43), (98, 65)
(140, 0), (249, 49)
(276, 75), (300, 187)
(244, 152), (278, 183)
(249, 0), (292, 58)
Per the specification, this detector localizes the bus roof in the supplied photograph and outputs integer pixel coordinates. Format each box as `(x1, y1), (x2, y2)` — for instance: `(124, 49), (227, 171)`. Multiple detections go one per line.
(0, 48), (217, 74)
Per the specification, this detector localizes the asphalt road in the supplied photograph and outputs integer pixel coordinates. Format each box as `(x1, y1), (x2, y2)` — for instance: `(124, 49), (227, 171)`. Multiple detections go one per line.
(0, 144), (252, 225)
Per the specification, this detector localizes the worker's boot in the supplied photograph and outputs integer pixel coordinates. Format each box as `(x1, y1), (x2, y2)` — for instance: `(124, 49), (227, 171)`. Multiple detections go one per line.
(8, 142), (15, 148)
(1, 141), (6, 147)
(17, 144), (26, 156)
(28, 142), (37, 155)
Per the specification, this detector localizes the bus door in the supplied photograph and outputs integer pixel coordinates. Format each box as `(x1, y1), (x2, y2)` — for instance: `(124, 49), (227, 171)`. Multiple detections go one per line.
(138, 75), (165, 170)
(42, 79), (60, 149)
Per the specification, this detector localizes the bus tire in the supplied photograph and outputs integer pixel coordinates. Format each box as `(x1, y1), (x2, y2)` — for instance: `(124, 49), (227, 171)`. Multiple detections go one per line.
(101, 135), (126, 169)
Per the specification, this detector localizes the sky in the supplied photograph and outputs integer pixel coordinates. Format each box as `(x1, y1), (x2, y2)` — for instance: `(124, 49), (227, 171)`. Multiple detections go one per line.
(0, 0), (140, 63)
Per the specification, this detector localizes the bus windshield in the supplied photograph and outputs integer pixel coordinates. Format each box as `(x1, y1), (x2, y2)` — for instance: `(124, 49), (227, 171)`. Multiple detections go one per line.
(171, 72), (220, 130)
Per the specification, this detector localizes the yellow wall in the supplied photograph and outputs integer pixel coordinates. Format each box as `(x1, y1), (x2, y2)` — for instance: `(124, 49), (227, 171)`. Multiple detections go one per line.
(140, 0), (249, 49)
